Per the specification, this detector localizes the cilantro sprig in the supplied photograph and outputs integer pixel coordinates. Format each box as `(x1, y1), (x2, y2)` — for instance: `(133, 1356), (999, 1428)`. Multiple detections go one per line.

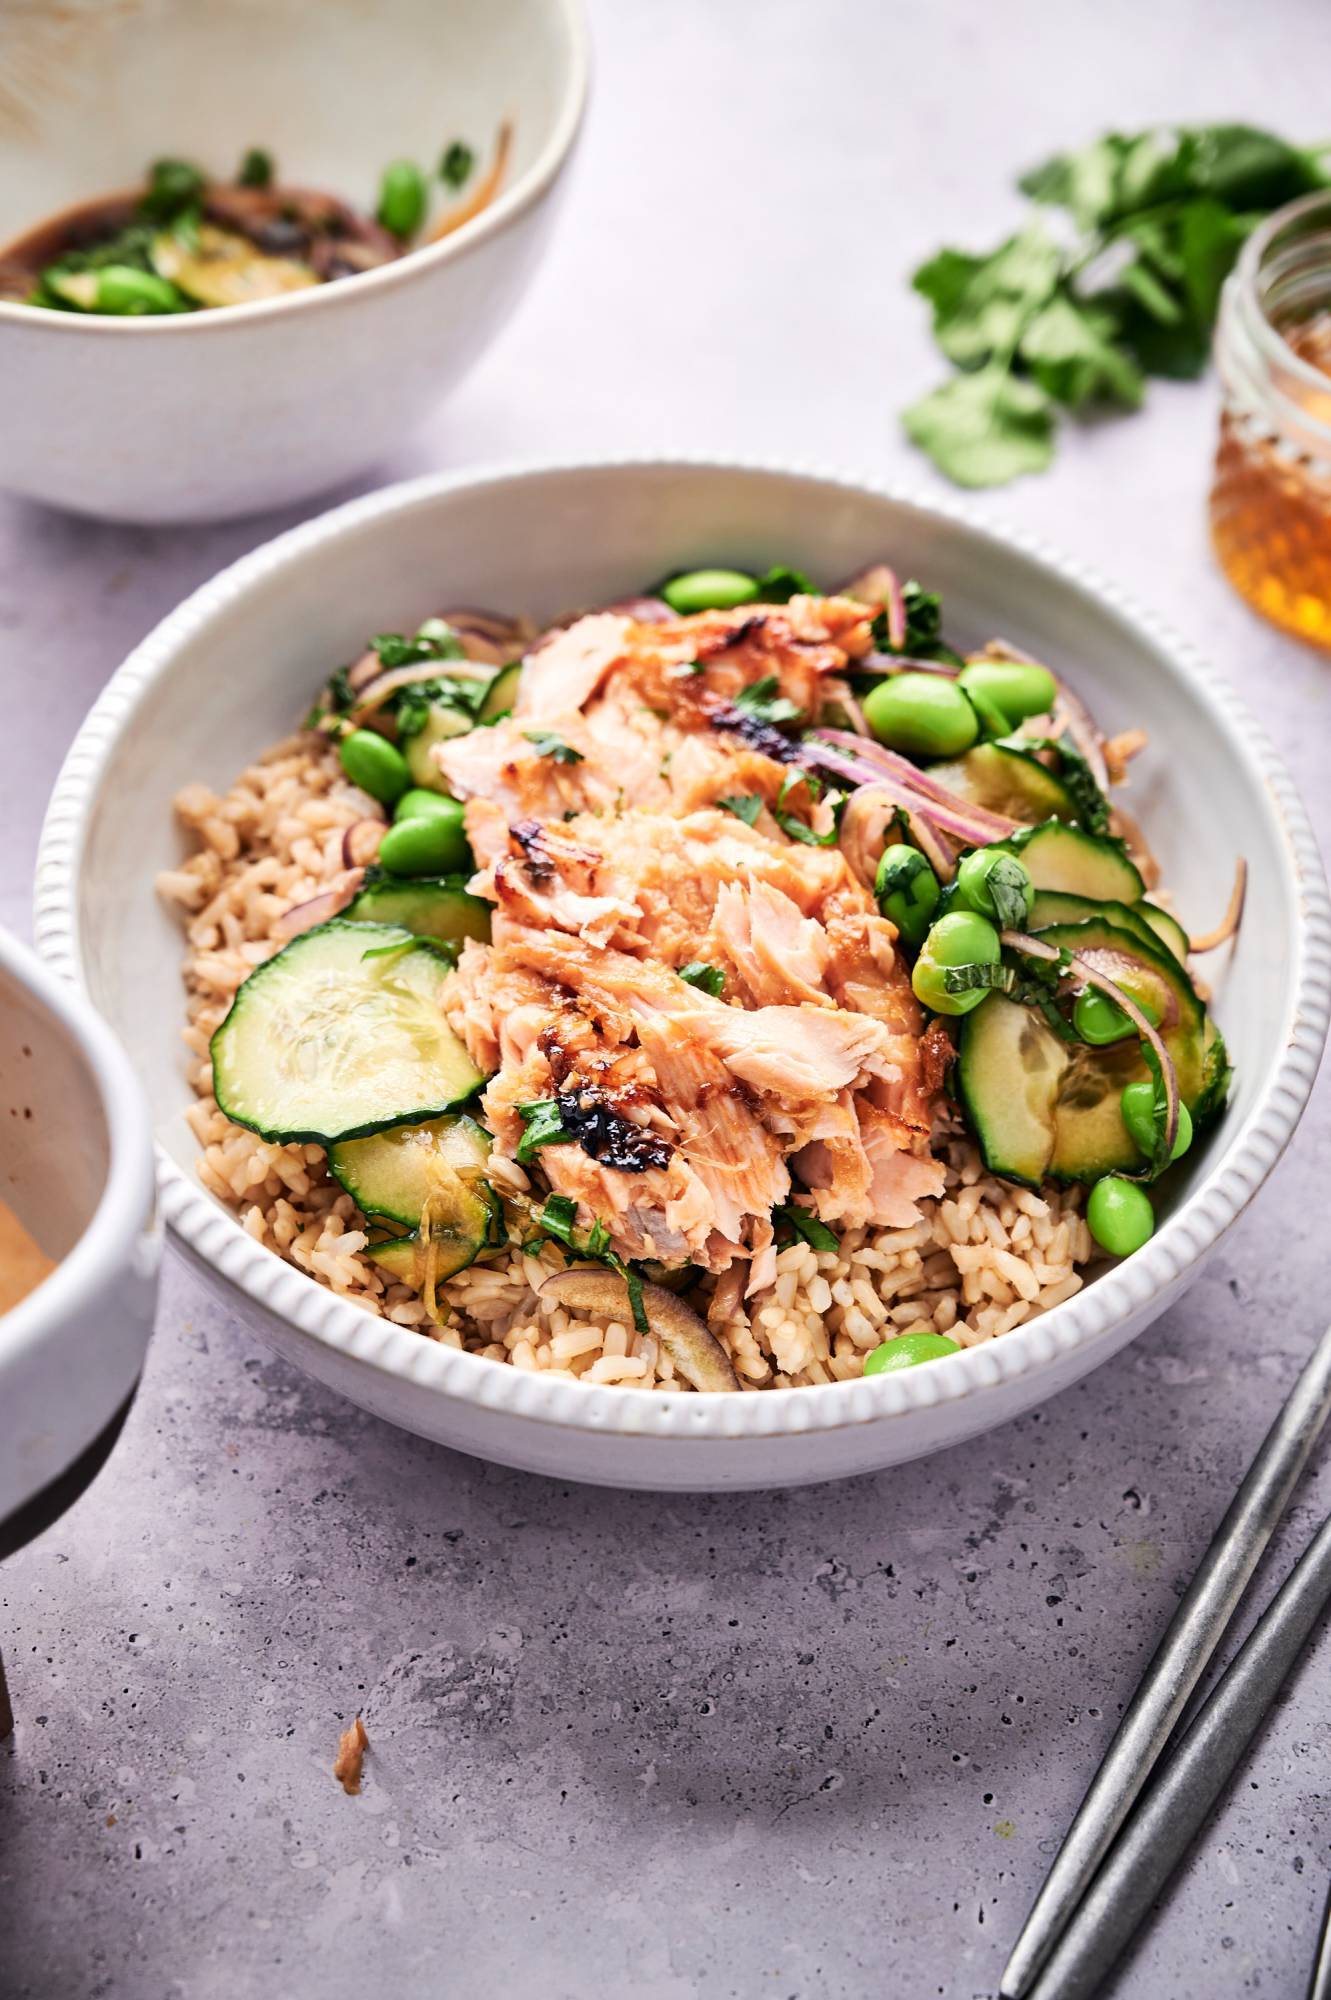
(904, 124), (1331, 487)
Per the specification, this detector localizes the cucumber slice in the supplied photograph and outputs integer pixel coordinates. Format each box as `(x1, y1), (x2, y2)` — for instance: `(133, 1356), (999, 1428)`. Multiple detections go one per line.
(1140, 903), (1190, 962)
(44, 270), (100, 311)
(1029, 892), (1186, 968)
(959, 919), (1207, 1185)
(211, 920), (483, 1145)
(1008, 821), (1145, 900)
(368, 1225), (483, 1290)
(1194, 1017), (1232, 1127)
(330, 1113), (495, 1229)
(404, 702), (473, 790)
(928, 744), (1079, 826)
(345, 871), (491, 947)
(478, 661), (522, 722)
(958, 993), (1065, 1185)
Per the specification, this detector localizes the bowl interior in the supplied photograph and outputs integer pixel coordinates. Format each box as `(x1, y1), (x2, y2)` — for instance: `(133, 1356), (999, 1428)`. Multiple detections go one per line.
(65, 463), (1296, 1269)
(0, 0), (577, 248)
(0, 957), (110, 1266)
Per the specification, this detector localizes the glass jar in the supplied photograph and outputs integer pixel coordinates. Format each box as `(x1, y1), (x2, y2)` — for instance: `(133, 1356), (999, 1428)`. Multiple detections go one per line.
(1210, 190), (1331, 646)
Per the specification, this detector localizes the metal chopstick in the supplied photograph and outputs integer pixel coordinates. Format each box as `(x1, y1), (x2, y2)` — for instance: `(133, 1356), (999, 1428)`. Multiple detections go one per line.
(1308, 1880), (1331, 2000)
(1002, 1319), (1331, 1999)
(1024, 1503), (1331, 2000)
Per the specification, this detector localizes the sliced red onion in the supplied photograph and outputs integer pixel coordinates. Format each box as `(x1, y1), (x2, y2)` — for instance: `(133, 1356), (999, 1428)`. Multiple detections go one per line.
(1189, 858), (1247, 953)
(435, 608), (535, 665)
(797, 739), (996, 852)
(349, 660), (487, 725)
(839, 785), (956, 886)
(1003, 929), (1180, 1162)
(838, 563), (905, 649)
(273, 885), (357, 940)
(342, 819), (385, 869)
(812, 731), (1021, 836)
(346, 648), (383, 695)
(598, 595), (676, 624)
(1050, 680), (1109, 793)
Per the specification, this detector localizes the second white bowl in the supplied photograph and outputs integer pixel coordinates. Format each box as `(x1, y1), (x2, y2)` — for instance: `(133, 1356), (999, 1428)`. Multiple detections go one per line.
(0, 0), (588, 522)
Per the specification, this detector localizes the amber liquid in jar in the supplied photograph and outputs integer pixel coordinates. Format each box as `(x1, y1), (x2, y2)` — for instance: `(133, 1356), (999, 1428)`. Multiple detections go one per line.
(1211, 315), (1331, 645)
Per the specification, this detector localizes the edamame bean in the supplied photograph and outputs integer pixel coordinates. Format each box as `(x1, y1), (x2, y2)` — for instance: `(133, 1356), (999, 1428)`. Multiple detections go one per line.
(95, 266), (187, 315)
(862, 672), (979, 758)
(661, 568), (761, 614)
(390, 790), (469, 870)
(958, 657), (1057, 727)
(339, 729), (410, 806)
(394, 787), (460, 822)
(875, 844), (940, 949)
(377, 160), (427, 238)
(1121, 1081), (1193, 1163)
(1073, 987), (1160, 1045)
(954, 847), (1032, 924)
(378, 811), (470, 876)
(1087, 1176), (1155, 1256)
(910, 909), (1001, 1016)
(863, 1331), (962, 1375)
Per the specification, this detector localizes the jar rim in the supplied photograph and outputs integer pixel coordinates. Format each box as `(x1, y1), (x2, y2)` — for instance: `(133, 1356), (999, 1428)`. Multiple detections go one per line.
(1233, 187), (1331, 398)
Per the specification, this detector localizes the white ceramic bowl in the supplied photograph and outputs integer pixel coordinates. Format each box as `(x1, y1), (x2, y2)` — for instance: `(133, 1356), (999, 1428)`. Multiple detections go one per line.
(0, 0), (588, 523)
(32, 460), (1331, 1490)
(0, 927), (159, 1551)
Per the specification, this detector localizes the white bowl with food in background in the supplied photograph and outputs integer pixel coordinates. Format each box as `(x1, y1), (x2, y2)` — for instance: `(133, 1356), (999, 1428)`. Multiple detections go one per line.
(0, 0), (589, 523)
(32, 459), (1331, 1490)
(0, 927), (159, 1557)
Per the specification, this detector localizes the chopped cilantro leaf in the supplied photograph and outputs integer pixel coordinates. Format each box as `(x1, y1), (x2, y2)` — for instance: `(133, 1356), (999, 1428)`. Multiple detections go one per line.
(440, 141), (475, 189)
(733, 675), (801, 727)
(679, 962), (725, 997)
(523, 729), (584, 764)
(773, 1203), (840, 1254)
(516, 1099), (575, 1164)
(718, 794), (764, 826)
(536, 1192), (580, 1246)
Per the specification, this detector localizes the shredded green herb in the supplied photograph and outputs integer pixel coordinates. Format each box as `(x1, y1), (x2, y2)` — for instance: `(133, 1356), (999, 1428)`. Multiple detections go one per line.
(440, 141), (476, 190)
(515, 1099), (576, 1164)
(238, 148), (274, 189)
(773, 1203), (840, 1254)
(523, 729), (584, 764)
(718, 794), (764, 827)
(678, 962), (726, 997)
(774, 769), (840, 847)
(752, 564), (816, 603)
(733, 675), (801, 727)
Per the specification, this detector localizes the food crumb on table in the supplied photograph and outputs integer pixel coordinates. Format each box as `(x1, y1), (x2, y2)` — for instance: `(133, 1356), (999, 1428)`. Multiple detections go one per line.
(333, 1714), (368, 1795)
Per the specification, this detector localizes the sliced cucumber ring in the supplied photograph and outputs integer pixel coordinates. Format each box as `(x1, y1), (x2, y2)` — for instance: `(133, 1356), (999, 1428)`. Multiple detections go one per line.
(211, 920), (483, 1145)
(331, 1113), (497, 1230)
(959, 919), (1208, 1185)
(927, 744), (1079, 826)
(1007, 821), (1145, 900)
(478, 661), (522, 722)
(403, 703), (473, 791)
(345, 871), (491, 947)
(1140, 903), (1190, 962)
(1029, 892), (1188, 971)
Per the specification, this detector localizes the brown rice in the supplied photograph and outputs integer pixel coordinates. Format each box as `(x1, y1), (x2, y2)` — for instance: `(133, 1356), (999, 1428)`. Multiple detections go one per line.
(159, 734), (1093, 1391)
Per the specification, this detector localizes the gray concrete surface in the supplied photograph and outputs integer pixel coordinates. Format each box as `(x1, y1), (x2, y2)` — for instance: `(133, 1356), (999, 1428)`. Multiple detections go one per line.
(3, 2), (1331, 1994)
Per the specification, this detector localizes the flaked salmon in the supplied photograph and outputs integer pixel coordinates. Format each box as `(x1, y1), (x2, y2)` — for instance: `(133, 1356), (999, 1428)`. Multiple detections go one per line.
(439, 594), (948, 1271)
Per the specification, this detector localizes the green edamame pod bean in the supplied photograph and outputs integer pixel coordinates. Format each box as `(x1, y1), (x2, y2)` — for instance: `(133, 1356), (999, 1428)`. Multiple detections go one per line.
(339, 729), (411, 806)
(875, 844), (940, 949)
(862, 672), (979, 758)
(863, 1331), (962, 1374)
(661, 569), (760, 615)
(1120, 1081), (1193, 1163)
(910, 910), (1001, 1017)
(958, 657), (1057, 727)
(394, 787), (461, 822)
(1073, 987), (1160, 1045)
(378, 810), (470, 877)
(954, 847), (1032, 924)
(1087, 1176), (1155, 1256)
(95, 266), (188, 315)
(376, 160), (427, 238)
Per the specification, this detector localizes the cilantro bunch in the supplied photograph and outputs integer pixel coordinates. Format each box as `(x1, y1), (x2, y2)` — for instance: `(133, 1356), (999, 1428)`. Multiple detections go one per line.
(904, 124), (1331, 487)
